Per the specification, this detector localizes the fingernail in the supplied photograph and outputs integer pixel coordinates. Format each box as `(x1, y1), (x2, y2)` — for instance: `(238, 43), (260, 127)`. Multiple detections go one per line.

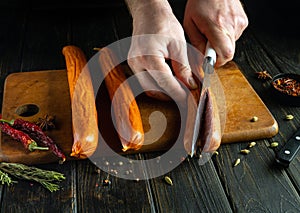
(188, 77), (198, 89)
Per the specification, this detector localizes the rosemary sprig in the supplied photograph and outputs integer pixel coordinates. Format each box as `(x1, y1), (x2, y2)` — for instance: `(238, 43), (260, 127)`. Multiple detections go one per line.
(0, 169), (16, 186)
(0, 162), (65, 192)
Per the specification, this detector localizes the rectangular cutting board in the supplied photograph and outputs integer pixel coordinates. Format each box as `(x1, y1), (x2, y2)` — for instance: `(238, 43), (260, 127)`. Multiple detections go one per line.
(0, 70), (73, 164)
(0, 61), (279, 164)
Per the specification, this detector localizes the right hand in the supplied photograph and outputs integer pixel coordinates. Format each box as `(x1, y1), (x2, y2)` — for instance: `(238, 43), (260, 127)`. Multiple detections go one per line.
(125, 0), (198, 103)
(183, 0), (248, 67)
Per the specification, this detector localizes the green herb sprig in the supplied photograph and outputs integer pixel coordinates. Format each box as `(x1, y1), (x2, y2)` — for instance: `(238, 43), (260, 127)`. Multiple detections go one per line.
(0, 162), (65, 192)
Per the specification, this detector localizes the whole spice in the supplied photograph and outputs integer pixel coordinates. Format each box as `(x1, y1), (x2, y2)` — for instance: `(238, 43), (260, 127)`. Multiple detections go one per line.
(285, 114), (294, 120)
(98, 47), (144, 151)
(0, 122), (48, 152)
(0, 118), (66, 163)
(273, 77), (300, 96)
(240, 149), (250, 155)
(35, 114), (56, 131)
(213, 150), (219, 156)
(102, 179), (111, 186)
(248, 142), (256, 148)
(164, 176), (173, 185)
(62, 45), (98, 159)
(0, 162), (65, 192)
(233, 158), (241, 167)
(250, 116), (258, 122)
(270, 142), (279, 148)
(256, 70), (272, 80)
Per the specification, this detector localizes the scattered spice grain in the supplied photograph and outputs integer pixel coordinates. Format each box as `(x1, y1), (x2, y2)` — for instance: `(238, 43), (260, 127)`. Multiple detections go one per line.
(240, 149), (250, 155)
(248, 142), (256, 148)
(270, 142), (279, 148)
(250, 116), (258, 122)
(285, 114), (294, 120)
(233, 158), (241, 167)
(256, 70), (272, 80)
(164, 176), (173, 186)
(103, 179), (111, 186)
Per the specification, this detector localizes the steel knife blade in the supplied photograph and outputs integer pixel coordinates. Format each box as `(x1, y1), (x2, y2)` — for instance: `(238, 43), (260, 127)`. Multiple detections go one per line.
(190, 43), (216, 157)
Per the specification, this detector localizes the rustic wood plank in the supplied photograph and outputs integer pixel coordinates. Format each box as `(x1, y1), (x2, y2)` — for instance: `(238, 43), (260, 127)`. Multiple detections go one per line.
(70, 6), (155, 212)
(0, 9), (27, 110)
(69, 7), (124, 58)
(0, 7), (76, 213)
(211, 28), (300, 212)
(0, 2), (299, 213)
(0, 7), (28, 205)
(20, 9), (71, 71)
(214, 142), (300, 212)
(104, 4), (232, 212)
(76, 157), (155, 213)
(1, 161), (76, 213)
(144, 152), (232, 213)
(235, 29), (300, 158)
(245, 27), (300, 192)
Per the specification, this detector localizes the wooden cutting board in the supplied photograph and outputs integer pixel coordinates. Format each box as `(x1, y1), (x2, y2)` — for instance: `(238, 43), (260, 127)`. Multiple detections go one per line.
(0, 70), (73, 164)
(0, 61), (279, 164)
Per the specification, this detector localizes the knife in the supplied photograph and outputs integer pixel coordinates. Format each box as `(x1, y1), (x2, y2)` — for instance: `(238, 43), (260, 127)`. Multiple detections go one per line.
(190, 42), (216, 157)
(275, 129), (300, 167)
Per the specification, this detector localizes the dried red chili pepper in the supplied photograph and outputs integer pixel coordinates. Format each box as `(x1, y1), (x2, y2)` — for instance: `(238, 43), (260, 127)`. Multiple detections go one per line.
(0, 122), (49, 151)
(273, 77), (300, 96)
(0, 118), (66, 163)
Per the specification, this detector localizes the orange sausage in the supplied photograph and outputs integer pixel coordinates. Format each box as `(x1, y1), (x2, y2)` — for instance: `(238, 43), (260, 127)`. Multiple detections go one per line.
(98, 47), (144, 151)
(62, 45), (98, 158)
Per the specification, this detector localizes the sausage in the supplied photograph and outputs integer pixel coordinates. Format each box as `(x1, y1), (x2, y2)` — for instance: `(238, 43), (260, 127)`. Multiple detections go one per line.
(98, 47), (144, 152)
(183, 52), (222, 155)
(198, 87), (222, 152)
(62, 45), (98, 159)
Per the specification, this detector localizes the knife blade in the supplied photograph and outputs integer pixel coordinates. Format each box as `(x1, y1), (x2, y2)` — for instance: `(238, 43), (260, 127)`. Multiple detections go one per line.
(190, 42), (216, 157)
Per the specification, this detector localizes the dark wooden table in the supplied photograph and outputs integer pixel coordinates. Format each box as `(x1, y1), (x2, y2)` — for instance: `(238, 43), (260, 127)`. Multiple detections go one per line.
(0, 1), (299, 212)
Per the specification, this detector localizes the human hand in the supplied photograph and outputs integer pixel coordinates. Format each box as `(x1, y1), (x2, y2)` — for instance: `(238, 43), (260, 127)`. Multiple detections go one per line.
(125, 0), (198, 103)
(183, 0), (248, 67)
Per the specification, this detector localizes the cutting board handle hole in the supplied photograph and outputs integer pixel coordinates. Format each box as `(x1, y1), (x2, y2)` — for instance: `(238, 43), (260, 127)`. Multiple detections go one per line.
(15, 104), (39, 117)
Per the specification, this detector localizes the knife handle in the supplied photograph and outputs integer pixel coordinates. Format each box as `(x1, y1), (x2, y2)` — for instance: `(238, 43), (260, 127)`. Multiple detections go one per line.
(275, 129), (300, 167)
(204, 42), (216, 66)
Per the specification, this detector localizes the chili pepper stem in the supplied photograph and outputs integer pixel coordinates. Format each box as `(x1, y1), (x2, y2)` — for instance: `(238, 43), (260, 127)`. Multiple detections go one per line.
(28, 141), (49, 151)
(0, 119), (15, 126)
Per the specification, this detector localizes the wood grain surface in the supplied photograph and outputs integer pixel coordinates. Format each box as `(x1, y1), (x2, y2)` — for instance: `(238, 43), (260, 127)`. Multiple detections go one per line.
(0, 70), (73, 164)
(0, 2), (299, 213)
(0, 61), (278, 163)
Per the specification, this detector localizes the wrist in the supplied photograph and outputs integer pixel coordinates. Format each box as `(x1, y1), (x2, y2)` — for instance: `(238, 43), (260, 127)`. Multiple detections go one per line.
(125, 0), (173, 17)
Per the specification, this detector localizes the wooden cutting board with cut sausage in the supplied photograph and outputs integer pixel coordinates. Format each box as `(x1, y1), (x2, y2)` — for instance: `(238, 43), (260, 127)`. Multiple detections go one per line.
(0, 61), (278, 164)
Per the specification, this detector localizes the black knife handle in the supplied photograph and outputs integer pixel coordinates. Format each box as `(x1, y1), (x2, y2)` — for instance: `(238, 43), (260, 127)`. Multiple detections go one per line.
(275, 130), (300, 167)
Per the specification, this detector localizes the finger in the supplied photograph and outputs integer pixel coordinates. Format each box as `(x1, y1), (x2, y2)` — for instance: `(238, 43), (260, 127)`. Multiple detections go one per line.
(134, 71), (172, 101)
(168, 22), (207, 89)
(171, 60), (197, 90)
(127, 57), (171, 101)
(167, 39), (198, 90)
(147, 56), (187, 103)
(209, 28), (235, 67)
(190, 18), (236, 67)
(183, 19), (207, 54)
